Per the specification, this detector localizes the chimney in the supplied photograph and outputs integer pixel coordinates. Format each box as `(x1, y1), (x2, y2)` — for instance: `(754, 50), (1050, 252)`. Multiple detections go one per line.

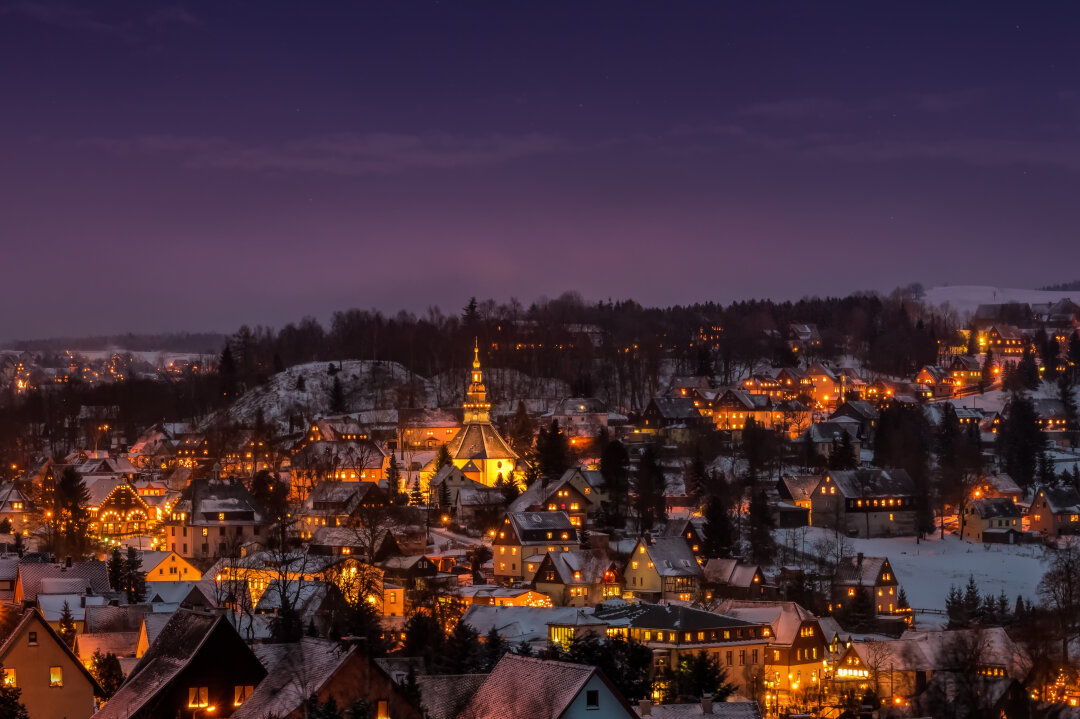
(701, 694), (714, 714)
(637, 699), (652, 716)
(64, 556), (72, 568)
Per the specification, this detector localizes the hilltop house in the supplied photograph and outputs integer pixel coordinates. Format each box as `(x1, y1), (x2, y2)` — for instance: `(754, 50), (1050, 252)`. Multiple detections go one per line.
(1030, 486), (1080, 537)
(809, 469), (918, 538)
(831, 555), (903, 617)
(963, 498), (1023, 544)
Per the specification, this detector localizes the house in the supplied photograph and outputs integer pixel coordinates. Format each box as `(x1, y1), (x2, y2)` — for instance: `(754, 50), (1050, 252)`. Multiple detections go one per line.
(415, 673), (489, 719)
(459, 653), (639, 719)
(454, 585), (553, 607)
(141, 550), (203, 582)
(809, 469), (919, 538)
(973, 472), (1023, 503)
(455, 485), (507, 525)
(233, 638), (423, 719)
(774, 367), (814, 399)
(622, 537), (703, 602)
(0, 482), (33, 536)
(290, 439), (389, 495)
(509, 468), (602, 528)
(531, 550), (623, 606)
(493, 512), (580, 582)
(662, 518), (706, 557)
(95, 609), (268, 719)
(829, 401), (880, 443)
(1034, 398), (1070, 431)
(778, 475), (821, 511)
(307, 525), (400, 561)
(85, 476), (153, 538)
(985, 325), (1027, 356)
(298, 480), (387, 539)
(915, 366), (952, 398)
(165, 478), (266, 559)
(641, 397), (705, 435)
(802, 421), (861, 461)
(633, 700), (763, 717)
(586, 600), (769, 697)
(1029, 486), (1080, 537)
(805, 363), (843, 407)
(830, 554), (903, 616)
(0, 606), (101, 718)
(545, 397), (627, 440)
(428, 464), (481, 509)
(442, 344), (525, 487)
(702, 559), (766, 600)
(398, 407), (462, 451)
(14, 560), (111, 605)
(715, 600), (828, 705)
(949, 355), (982, 391)
(963, 498), (1023, 543)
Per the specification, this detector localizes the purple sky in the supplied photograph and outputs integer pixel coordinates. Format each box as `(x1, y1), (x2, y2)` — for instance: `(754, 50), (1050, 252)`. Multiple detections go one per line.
(3, 1), (1080, 340)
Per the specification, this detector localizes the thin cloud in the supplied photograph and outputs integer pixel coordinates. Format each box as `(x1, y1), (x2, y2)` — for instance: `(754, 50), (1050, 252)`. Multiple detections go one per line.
(1, 0), (200, 40)
(83, 132), (566, 175)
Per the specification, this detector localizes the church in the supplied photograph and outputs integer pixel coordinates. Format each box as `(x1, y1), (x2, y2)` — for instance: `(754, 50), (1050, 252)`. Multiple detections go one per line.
(442, 341), (525, 487)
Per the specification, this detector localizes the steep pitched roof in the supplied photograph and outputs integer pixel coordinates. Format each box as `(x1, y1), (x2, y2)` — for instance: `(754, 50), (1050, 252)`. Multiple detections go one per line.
(446, 422), (519, 462)
(1039, 486), (1080, 513)
(416, 674), (488, 719)
(640, 537), (702, 578)
(233, 639), (357, 719)
(460, 654), (636, 719)
(826, 469), (916, 499)
(969, 498), (1022, 520)
(703, 559), (762, 589)
(594, 599), (754, 632)
(98, 610), (264, 719)
(834, 556), (890, 586)
(714, 600), (817, 646)
(16, 560), (111, 602)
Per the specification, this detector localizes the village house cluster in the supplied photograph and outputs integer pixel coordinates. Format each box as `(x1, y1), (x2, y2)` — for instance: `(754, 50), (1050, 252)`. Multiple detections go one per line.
(0, 295), (1076, 719)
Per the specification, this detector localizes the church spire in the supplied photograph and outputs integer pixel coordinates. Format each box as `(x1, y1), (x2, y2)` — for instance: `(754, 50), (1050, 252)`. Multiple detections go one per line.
(464, 338), (491, 423)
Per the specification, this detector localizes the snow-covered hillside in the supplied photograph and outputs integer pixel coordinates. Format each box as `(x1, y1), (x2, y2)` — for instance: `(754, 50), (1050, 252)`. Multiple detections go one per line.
(923, 285), (1080, 320)
(211, 360), (572, 432)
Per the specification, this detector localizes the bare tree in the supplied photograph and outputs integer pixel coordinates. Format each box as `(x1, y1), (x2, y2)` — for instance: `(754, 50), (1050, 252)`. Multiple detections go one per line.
(1038, 541), (1080, 662)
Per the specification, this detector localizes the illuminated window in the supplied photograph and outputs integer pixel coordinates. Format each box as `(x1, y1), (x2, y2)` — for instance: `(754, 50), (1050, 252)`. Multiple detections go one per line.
(234, 685), (254, 706)
(49, 666), (62, 687)
(188, 687), (209, 708)
(2, 669), (14, 687)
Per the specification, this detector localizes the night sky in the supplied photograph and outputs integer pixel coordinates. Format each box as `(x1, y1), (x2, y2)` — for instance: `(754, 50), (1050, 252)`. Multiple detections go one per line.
(3, 1), (1080, 340)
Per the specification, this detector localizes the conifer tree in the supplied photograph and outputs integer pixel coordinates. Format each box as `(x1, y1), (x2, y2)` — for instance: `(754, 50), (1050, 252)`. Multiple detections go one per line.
(89, 650), (125, 697)
(747, 490), (775, 565)
(434, 444), (452, 472)
(997, 394), (1044, 488)
(124, 546), (146, 604)
(329, 376), (346, 413)
(58, 601), (76, 648)
(107, 546), (124, 591)
(535, 420), (571, 481)
(633, 446), (666, 532)
(482, 625), (510, 671)
(386, 454), (401, 493)
(981, 347), (996, 389)
(702, 494), (735, 558)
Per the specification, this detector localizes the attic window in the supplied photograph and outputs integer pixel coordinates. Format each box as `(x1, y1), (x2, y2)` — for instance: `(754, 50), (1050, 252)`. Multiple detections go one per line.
(188, 687), (209, 707)
(27, 632), (36, 646)
(49, 667), (62, 687)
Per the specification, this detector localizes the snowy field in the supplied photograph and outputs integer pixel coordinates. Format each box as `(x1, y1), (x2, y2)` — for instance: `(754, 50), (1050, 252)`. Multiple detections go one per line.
(777, 526), (1049, 615)
(923, 285), (1079, 320)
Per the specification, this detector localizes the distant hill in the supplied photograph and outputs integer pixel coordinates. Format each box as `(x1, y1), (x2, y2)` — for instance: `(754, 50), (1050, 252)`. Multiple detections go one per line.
(923, 285), (1080, 319)
(1039, 280), (1080, 292)
(7, 332), (227, 354)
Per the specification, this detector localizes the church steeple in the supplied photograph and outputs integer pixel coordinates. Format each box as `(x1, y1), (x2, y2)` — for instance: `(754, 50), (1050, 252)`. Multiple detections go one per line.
(464, 338), (491, 423)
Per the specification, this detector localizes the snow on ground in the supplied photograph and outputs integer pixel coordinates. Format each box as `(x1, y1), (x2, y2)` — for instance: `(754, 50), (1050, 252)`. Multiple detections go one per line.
(779, 526), (1048, 613)
(923, 285), (1080, 320)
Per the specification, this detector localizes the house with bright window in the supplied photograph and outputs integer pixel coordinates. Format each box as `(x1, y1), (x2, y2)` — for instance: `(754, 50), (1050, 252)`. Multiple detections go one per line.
(830, 554), (903, 616)
(1030, 486), (1080, 537)
(622, 536), (702, 602)
(493, 512), (580, 583)
(809, 469), (918, 538)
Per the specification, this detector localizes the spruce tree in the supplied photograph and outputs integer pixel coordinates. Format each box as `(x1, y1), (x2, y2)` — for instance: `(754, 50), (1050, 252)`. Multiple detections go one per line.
(535, 420), (571, 481)
(386, 454), (401, 493)
(600, 440), (630, 526)
(633, 447), (666, 532)
(997, 394), (1044, 488)
(981, 347), (996, 389)
(124, 546), (146, 604)
(58, 601), (76, 648)
(747, 490), (775, 565)
(439, 620), (483, 674)
(107, 547), (124, 591)
(434, 444), (452, 472)
(482, 625), (510, 671)
(702, 494), (734, 558)
(89, 651), (125, 697)
(507, 401), (536, 458)
(408, 477), (424, 506)
(329, 377), (346, 413)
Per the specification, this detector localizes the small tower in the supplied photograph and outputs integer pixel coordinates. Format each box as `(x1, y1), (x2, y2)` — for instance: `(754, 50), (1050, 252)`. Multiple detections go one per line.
(464, 338), (491, 423)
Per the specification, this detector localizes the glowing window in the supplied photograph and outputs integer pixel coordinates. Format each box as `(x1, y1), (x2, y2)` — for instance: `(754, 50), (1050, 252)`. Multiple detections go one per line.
(234, 685), (254, 706)
(2, 669), (14, 687)
(49, 667), (62, 687)
(188, 687), (209, 708)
